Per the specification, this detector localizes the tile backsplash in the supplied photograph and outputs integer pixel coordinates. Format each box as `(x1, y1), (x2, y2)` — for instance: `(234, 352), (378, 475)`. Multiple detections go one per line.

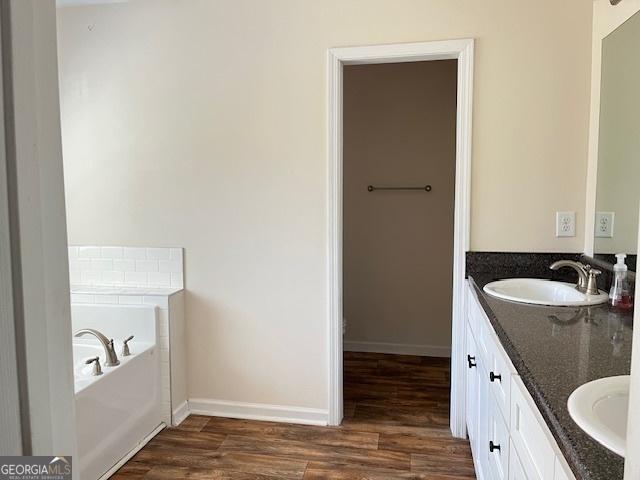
(69, 245), (184, 289)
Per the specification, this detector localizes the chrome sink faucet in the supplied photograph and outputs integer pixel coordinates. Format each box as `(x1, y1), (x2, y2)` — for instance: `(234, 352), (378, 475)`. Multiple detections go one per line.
(549, 260), (601, 296)
(74, 328), (120, 366)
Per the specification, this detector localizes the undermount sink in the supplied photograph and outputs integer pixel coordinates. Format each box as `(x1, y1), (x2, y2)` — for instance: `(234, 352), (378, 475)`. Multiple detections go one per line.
(483, 278), (609, 306)
(568, 375), (629, 457)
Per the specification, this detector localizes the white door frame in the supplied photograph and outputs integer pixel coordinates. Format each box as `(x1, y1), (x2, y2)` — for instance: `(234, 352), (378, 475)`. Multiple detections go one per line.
(3, 0), (78, 462)
(327, 39), (474, 433)
(0, 2), (24, 455)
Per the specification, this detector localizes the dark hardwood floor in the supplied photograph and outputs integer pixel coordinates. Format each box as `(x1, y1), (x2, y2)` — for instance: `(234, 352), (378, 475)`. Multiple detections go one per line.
(113, 352), (475, 479)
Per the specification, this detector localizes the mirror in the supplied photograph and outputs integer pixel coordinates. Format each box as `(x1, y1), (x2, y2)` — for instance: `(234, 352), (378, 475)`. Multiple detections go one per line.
(593, 10), (640, 268)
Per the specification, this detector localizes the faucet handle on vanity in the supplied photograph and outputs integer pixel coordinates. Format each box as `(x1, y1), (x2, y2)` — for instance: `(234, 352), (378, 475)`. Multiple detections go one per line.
(85, 356), (103, 376)
(586, 268), (602, 296)
(122, 335), (134, 356)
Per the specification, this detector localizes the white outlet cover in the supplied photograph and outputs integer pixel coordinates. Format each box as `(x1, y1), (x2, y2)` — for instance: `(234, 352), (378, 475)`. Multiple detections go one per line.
(556, 211), (576, 237)
(595, 212), (615, 238)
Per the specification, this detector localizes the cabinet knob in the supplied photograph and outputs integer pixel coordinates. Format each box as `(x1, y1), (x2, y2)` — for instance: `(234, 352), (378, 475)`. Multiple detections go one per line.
(467, 355), (476, 369)
(489, 371), (502, 382)
(489, 441), (501, 453)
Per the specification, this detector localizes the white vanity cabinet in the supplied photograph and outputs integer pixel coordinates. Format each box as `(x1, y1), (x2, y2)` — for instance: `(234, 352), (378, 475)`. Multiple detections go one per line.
(465, 281), (576, 480)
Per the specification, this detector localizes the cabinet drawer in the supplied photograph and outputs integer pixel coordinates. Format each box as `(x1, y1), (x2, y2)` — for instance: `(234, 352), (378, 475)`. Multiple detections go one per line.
(488, 396), (510, 480)
(485, 326), (513, 423)
(467, 284), (491, 366)
(510, 376), (555, 480)
(467, 283), (483, 344)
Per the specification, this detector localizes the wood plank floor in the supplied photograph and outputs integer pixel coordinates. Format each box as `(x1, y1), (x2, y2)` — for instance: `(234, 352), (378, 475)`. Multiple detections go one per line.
(113, 352), (475, 479)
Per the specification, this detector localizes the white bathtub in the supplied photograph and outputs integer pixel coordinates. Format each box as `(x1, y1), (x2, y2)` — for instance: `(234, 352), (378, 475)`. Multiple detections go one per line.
(71, 304), (163, 480)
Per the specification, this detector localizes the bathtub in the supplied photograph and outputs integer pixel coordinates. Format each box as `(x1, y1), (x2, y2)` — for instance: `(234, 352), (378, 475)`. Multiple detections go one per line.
(71, 304), (163, 480)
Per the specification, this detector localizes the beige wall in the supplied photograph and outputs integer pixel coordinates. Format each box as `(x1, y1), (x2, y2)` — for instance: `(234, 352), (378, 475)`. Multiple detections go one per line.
(343, 61), (456, 353)
(57, 0), (592, 412)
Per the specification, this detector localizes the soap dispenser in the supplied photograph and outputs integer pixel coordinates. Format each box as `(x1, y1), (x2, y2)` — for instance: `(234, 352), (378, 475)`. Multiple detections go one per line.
(609, 253), (633, 310)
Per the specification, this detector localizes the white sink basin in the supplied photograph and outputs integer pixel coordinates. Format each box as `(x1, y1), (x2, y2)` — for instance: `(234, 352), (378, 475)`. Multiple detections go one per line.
(568, 375), (629, 457)
(483, 278), (609, 306)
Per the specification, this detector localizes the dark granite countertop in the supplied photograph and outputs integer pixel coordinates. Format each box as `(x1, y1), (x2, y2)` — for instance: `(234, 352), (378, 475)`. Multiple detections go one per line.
(469, 274), (633, 480)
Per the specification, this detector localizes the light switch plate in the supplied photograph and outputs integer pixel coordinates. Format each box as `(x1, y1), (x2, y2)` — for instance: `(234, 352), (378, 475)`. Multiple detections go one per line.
(556, 211), (576, 237)
(595, 212), (614, 238)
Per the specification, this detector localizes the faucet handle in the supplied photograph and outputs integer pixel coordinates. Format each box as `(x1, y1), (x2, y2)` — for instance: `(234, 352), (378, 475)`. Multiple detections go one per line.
(586, 268), (602, 296)
(122, 335), (134, 356)
(85, 356), (103, 376)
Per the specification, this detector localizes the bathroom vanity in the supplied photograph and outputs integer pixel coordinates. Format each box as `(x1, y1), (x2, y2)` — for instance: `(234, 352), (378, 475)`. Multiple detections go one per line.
(464, 269), (632, 480)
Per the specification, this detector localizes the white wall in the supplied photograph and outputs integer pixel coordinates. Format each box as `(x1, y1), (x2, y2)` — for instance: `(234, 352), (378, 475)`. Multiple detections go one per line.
(57, 0), (593, 414)
(625, 210), (640, 479)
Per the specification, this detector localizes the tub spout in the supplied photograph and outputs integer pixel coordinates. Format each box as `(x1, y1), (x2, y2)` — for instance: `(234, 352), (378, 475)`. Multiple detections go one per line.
(74, 328), (120, 366)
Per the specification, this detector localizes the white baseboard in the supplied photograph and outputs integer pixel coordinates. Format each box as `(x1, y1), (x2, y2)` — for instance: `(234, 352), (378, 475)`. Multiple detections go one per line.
(344, 340), (451, 357)
(188, 398), (328, 426)
(172, 400), (190, 426)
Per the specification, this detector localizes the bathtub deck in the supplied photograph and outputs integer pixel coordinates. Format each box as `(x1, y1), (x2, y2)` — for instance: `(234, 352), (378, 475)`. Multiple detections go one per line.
(113, 352), (475, 479)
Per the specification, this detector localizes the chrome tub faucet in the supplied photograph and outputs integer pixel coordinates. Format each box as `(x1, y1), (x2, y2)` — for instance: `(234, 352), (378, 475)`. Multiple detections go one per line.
(85, 356), (103, 376)
(74, 328), (120, 366)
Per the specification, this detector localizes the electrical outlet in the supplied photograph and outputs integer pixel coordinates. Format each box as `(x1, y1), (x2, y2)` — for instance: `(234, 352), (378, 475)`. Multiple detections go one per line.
(595, 212), (614, 238)
(556, 211), (576, 237)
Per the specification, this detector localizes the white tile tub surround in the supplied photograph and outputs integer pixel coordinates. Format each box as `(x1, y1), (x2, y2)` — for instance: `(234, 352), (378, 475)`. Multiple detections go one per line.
(68, 246), (184, 289)
(69, 288), (186, 426)
(68, 246), (186, 426)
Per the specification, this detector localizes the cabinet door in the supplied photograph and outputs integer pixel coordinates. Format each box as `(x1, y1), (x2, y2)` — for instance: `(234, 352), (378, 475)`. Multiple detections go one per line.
(509, 442), (529, 480)
(510, 376), (555, 480)
(466, 282), (479, 336)
(554, 456), (575, 480)
(487, 396), (510, 480)
(475, 361), (491, 480)
(466, 324), (479, 445)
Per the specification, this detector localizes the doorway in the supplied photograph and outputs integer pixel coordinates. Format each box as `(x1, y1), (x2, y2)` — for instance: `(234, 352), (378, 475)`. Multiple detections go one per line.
(341, 57), (457, 430)
(327, 40), (474, 434)
(343, 59), (457, 357)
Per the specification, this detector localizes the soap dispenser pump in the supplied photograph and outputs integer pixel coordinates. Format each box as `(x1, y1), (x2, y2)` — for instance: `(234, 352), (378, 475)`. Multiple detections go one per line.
(609, 253), (633, 310)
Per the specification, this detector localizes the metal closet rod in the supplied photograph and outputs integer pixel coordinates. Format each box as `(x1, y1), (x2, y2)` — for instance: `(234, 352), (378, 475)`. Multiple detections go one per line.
(367, 185), (432, 192)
